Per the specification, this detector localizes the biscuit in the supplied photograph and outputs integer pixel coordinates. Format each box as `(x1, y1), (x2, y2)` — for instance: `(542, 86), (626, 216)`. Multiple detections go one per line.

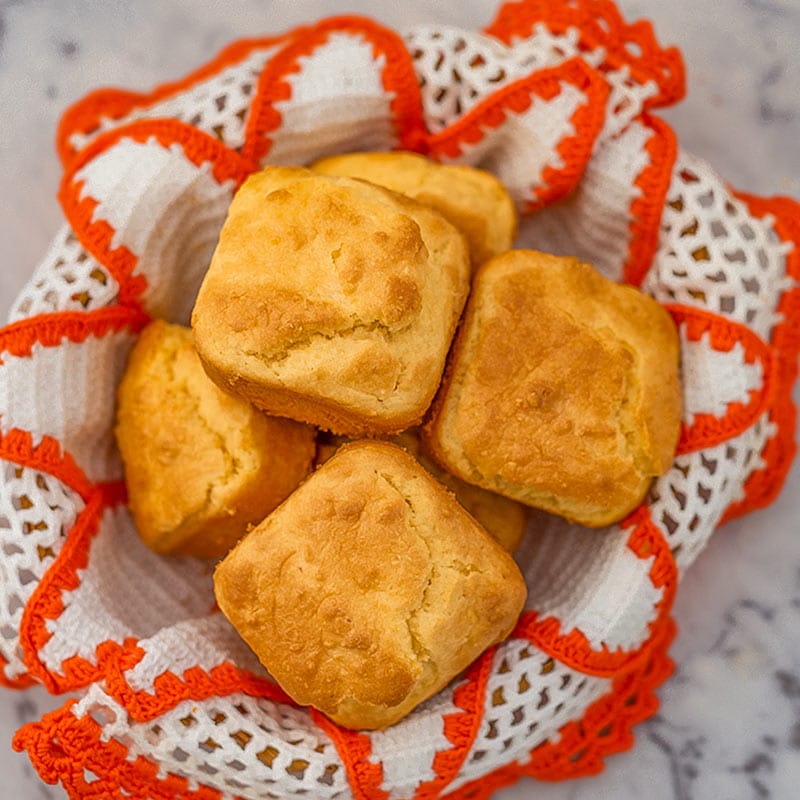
(115, 321), (316, 558)
(214, 440), (527, 730)
(312, 151), (517, 268)
(192, 166), (470, 436)
(314, 431), (527, 553)
(425, 251), (682, 527)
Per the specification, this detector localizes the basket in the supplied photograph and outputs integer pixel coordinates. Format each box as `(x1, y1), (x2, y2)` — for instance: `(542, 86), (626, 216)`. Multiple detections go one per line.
(2, 1), (799, 798)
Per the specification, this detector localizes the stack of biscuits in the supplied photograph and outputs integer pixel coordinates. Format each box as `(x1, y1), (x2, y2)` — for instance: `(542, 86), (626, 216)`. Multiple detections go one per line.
(115, 152), (681, 730)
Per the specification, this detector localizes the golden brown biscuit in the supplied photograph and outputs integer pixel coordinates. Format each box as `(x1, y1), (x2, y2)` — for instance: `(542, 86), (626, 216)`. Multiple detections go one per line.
(425, 251), (682, 527)
(313, 431), (527, 553)
(214, 440), (526, 730)
(116, 320), (316, 558)
(312, 151), (517, 268)
(192, 165), (470, 436)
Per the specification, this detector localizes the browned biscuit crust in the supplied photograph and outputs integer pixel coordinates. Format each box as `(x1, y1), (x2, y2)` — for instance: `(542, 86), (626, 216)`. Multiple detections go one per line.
(192, 166), (470, 436)
(214, 440), (526, 729)
(313, 431), (527, 553)
(425, 251), (682, 527)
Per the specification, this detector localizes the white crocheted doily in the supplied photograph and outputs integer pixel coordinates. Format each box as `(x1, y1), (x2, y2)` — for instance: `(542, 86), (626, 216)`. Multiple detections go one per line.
(3, 5), (798, 800)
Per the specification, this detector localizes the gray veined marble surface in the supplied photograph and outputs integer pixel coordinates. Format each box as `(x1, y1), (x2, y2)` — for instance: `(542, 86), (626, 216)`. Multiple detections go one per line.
(0, 1), (798, 798)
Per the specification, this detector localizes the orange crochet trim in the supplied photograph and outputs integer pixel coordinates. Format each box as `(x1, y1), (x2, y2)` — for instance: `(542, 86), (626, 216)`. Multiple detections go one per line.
(427, 58), (609, 209)
(42, 641), (144, 698)
(17, 482), (134, 693)
(512, 505), (676, 678)
(722, 193), (800, 523)
(624, 114), (678, 286)
(104, 661), (294, 724)
(0, 307), (144, 689)
(484, 0), (686, 109)
(12, 621), (675, 799)
(0, 428), (101, 687)
(0, 428), (95, 501)
(0, 657), (36, 690)
(14, 699), (224, 800)
(313, 646), (497, 800)
(0, 428), (291, 705)
(56, 33), (291, 167)
(0, 307), (149, 364)
(242, 16), (427, 165)
(532, 61), (608, 208)
(63, 118), (256, 187)
(14, 498), (293, 703)
(417, 651), (497, 799)
(60, 118), (255, 310)
(441, 619), (676, 798)
(666, 304), (775, 454)
(312, 712), (390, 800)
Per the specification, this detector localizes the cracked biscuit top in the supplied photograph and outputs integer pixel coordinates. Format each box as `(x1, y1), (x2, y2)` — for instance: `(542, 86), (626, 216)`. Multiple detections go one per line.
(115, 320), (316, 558)
(192, 165), (470, 435)
(312, 151), (517, 269)
(213, 440), (526, 730)
(425, 251), (682, 528)
(315, 429), (528, 554)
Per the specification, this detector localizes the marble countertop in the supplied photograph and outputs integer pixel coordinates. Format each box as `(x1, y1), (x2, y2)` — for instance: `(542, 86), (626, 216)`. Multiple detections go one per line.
(1, 1), (798, 798)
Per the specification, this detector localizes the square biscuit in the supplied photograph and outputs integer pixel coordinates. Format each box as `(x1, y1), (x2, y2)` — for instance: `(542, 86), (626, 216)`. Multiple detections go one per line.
(425, 251), (682, 527)
(115, 321), (316, 558)
(213, 440), (526, 730)
(192, 166), (470, 435)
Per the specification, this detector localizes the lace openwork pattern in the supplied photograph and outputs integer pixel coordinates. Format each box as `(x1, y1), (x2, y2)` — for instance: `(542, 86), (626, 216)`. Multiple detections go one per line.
(3, 2), (799, 799)
(9, 226), (118, 322)
(0, 464), (82, 685)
